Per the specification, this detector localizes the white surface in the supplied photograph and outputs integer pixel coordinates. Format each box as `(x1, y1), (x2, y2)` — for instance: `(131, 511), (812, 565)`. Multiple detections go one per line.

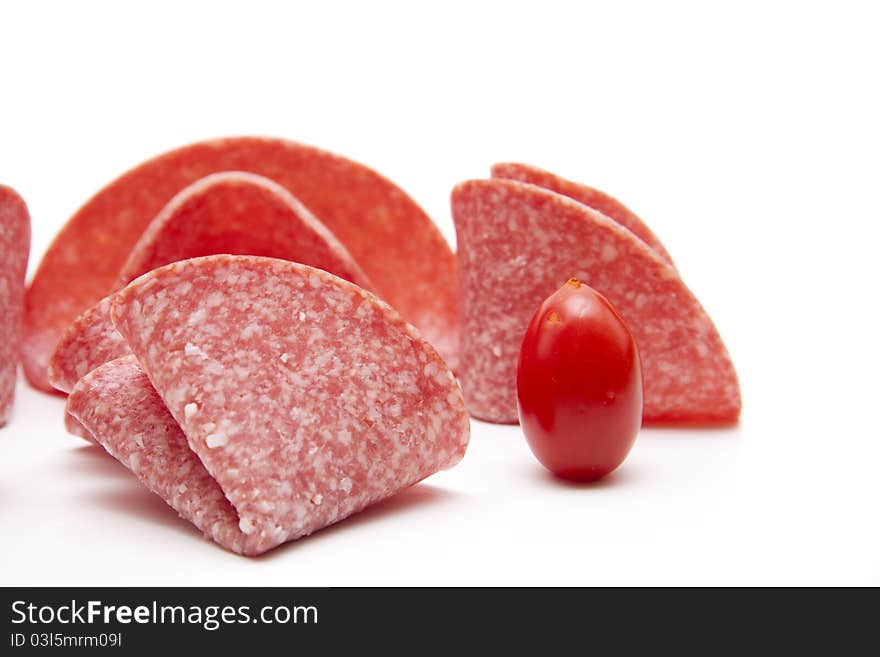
(1, 1), (878, 586)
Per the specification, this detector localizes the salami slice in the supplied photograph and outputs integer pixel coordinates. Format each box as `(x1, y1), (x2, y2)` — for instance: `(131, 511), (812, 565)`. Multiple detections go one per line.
(491, 162), (675, 266)
(0, 185), (31, 426)
(48, 296), (130, 394)
(48, 296), (131, 440)
(24, 137), (459, 391)
(116, 171), (373, 289)
(70, 255), (470, 555)
(451, 179), (740, 424)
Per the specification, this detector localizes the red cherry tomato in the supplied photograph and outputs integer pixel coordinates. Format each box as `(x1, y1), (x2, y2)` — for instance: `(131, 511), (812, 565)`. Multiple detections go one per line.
(517, 278), (643, 482)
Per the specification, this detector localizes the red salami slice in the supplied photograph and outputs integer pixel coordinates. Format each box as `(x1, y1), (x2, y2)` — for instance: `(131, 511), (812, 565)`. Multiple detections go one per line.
(47, 296), (131, 440)
(24, 137), (459, 392)
(72, 255), (470, 555)
(116, 171), (373, 289)
(491, 162), (675, 266)
(0, 185), (31, 426)
(48, 296), (130, 394)
(451, 179), (740, 424)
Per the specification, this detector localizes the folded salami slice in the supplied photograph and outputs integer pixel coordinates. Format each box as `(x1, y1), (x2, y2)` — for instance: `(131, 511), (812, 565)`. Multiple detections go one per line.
(68, 356), (258, 554)
(451, 178), (740, 424)
(24, 137), (459, 391)
(0, 185), (31, 426)
(491, 162), (674, 266)
(70, 255), (470, 555)
(115, 171), (373, 289)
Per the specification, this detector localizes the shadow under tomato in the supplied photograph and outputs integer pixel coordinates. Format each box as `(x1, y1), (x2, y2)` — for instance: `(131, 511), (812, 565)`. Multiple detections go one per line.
(523, 461), (639, 490)
(641, 417), (742, 431)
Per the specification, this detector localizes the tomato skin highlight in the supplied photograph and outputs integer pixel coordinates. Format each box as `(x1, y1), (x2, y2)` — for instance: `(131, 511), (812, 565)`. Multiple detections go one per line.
(516, 279), (643, 482)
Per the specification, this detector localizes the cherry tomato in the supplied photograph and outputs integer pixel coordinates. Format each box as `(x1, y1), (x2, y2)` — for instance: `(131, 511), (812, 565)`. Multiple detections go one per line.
(517, 278), (643, 482)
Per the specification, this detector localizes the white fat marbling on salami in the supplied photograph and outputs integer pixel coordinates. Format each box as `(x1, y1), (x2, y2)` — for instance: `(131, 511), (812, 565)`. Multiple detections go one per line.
(47, 295), (133, 440)
(451, 178), (740, 424)
(48, 296), (132, 394)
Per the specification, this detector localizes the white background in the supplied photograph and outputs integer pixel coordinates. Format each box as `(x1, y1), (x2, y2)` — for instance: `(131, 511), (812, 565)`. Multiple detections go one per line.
(1, 1), (878, 586)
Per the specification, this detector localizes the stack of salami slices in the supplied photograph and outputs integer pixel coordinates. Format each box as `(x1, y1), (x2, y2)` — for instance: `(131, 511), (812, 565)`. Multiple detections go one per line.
(452, 163), (741, 425)
(61, 256), (469, 556)
(24, 137), (460, 393)
(24, 138), (470, 555)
